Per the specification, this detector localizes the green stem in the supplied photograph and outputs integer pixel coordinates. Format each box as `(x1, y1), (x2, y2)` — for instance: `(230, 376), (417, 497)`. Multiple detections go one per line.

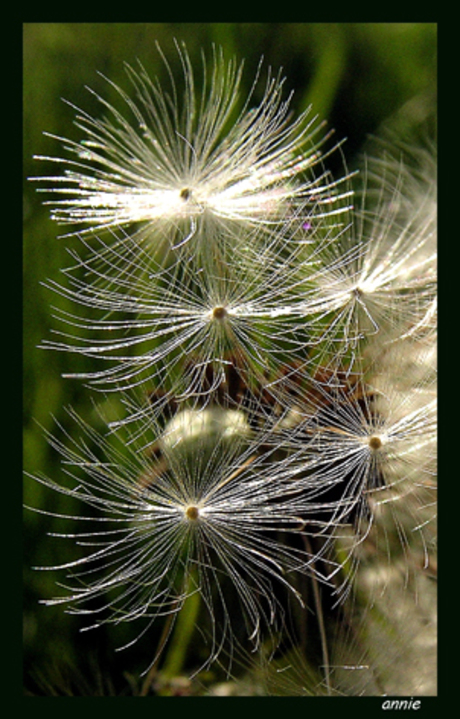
(139, 610), (177, 696)
(160, 575), (202, 681)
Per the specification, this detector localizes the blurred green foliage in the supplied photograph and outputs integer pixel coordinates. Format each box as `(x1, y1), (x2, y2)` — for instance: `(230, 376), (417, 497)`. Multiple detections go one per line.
(23, 22), (436, 695)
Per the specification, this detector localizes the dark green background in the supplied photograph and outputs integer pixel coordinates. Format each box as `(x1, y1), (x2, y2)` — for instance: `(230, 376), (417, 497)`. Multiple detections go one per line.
(23, 22), (437, 695)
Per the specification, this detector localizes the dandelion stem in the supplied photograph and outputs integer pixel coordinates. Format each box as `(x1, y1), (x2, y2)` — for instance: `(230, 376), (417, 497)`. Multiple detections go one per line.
(139, 610), (176, 696)
(159, 581), (201, 687)
(304, 536), (332, 696)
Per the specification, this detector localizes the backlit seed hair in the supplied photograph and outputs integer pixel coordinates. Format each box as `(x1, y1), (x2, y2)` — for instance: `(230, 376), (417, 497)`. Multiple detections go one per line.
(32, 40), (352, 251)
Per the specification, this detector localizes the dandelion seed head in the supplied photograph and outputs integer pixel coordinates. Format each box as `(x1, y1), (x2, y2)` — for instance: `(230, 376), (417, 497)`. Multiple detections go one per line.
(26, 39), (437, 686)
(27, 406), (342, 673)
(40, 212), (358, 407)
(301, 139), (436, 367)
(31, 41), (352, 249)
(160, 407), (251, 452)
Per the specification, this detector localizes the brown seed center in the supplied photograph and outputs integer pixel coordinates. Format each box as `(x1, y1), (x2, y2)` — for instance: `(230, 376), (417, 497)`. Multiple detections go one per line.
(368, 435), (383, 450)
(180, 188), (191, 201)
(185, 505), (200, 521)
(212, 306), (227, 320)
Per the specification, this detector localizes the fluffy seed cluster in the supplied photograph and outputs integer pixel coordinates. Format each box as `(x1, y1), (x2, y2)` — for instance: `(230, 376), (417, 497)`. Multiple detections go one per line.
(27, 41), (437, 689)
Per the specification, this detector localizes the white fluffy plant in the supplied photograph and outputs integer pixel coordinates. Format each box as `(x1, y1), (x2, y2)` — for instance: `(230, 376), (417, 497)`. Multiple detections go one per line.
(32, 40), (351, 252)
(27, 41), (437, 696)
(31, 39), (354, 416)
(27, 404), (345, 681)
(298, 143), (436, 371)
(38, 211), (355, 415)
